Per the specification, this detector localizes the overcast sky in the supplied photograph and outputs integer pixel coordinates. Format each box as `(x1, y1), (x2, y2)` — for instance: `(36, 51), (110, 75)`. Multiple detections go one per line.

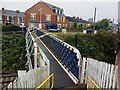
(0, 0), (119, 23)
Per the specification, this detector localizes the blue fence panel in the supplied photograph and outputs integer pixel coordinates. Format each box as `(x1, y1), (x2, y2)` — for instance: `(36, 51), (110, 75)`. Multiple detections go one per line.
(37, 30), (79, 79)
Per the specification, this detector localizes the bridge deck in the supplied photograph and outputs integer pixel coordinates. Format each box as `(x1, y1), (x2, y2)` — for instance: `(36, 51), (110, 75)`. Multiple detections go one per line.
(32, 32), (74, 88)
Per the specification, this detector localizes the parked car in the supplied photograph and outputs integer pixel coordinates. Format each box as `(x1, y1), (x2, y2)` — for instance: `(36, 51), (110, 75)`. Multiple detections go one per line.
(49, 29), (59, 32)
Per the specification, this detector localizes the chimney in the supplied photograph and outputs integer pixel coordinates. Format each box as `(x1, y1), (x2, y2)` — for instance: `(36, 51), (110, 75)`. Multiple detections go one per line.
(76, 17), (79, 19)
(16, 10), (20, 13)
(2, 8), (4, 11)
(73, 16), (76, 19)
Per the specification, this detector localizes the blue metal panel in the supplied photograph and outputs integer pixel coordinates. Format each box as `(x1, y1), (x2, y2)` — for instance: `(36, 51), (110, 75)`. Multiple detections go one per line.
(39, 31), (79, 79)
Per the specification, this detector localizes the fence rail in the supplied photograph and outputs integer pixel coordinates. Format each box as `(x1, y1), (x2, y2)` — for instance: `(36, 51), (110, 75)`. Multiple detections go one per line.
(35, 73), (54, 90)
(87, 76), (100, 89)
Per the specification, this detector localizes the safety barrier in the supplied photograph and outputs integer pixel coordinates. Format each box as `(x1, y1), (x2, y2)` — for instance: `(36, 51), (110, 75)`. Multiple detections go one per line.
(7, 30), (50, 89)
(81, 57), (116, 88)
(87, 76), (100, 89)
(35, 73), (54, 90)
(37, 30), (81, 80)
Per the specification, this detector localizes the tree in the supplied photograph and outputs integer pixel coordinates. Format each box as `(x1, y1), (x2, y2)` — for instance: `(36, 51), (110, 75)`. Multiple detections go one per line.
(73, 23), (77, 29)
(95, 18), (111, 30)
(88, 18), (93, 23)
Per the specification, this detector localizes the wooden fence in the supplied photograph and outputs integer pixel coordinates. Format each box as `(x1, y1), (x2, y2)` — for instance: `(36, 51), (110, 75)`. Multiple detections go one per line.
(80, 57), (117, 88)
(7, 66), (49, 88)
(7, 46), (50, 89)
(7, 30), (50, 89)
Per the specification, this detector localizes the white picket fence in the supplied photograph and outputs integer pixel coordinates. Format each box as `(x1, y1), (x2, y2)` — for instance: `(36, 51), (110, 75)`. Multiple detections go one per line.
(7, 30), (50, 88)
(7, 66), (49, 89)
(80, 57), (117, 88)
(7, 47), (50, 89)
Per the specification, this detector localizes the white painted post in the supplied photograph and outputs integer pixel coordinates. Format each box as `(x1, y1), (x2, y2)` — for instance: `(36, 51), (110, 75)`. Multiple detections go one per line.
(109, 65), (114, 88)
(112, 66), (118, 88)
(80, 57), (87, 84)
(30, 32), (38, 69)
(106, 64), (111, 88)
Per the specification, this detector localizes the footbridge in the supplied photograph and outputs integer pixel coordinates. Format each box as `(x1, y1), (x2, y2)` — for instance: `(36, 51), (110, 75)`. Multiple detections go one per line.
(6, 29), (117, 89)
(26, 29), (82, 88)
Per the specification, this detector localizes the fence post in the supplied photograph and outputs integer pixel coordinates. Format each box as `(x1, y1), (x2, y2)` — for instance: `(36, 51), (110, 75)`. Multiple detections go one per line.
(115, 42), (120, 89)
(34, 40), (38, 69)
(30, 31), (38, 69)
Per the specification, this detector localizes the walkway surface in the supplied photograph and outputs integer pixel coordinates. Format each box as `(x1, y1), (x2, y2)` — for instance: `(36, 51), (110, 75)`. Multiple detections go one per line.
(32, 31), (74, 88)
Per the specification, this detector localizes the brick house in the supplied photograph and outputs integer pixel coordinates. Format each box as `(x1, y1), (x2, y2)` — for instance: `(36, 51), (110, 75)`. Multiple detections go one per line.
(25, 1), (67, 29)
(66, 16), (93, 28)
(1, 8), (24, 26)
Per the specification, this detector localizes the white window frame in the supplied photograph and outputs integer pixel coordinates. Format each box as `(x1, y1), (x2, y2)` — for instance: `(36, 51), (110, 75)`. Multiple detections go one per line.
(18, 17), (20, 22)
(7, 16), (9, 21)
(60, 17), (62, 22)
(30, 13), (36, 20)
(57, 16), (60, 22)
(46, 14), (51, 21)
(63, 17), (65, 23)
(63, 24), (65, 27)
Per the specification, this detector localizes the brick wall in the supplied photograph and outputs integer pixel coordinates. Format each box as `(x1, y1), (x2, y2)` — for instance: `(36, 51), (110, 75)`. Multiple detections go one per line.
(25, 1), (66, 29)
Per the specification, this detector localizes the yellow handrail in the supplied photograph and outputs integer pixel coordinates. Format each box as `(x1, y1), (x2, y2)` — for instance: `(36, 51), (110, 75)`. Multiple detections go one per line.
(87, 76), (100, 89)
(35, 74), (54, 90)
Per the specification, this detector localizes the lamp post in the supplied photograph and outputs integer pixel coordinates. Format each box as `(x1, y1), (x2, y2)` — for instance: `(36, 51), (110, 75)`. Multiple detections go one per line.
(39, 8), (42, 30)
(93, 7), (96, 31)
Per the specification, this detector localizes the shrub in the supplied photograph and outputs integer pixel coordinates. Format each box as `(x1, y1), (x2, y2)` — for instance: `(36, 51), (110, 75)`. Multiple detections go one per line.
(56, 32), (120, 64)
(2, 34), (27, 73)
(2, 25), (21, 31)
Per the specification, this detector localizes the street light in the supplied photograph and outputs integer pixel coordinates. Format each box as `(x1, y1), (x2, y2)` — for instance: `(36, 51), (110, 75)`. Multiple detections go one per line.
(39, 8), (42, 30)
(93, 7), (97, 31)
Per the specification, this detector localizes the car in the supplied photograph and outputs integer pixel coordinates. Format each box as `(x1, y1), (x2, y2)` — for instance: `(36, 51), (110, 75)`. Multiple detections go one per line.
(49, 29), (59, 32)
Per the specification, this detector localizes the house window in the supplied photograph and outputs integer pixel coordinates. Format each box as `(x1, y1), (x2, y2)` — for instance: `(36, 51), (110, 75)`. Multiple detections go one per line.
(57, 16), (60, 22)
(63, 24), (65, 27)
(7, 16), (9, 21)
(57, 10), (59, 14)
(60, 10), (63, 14)
(9, 16), (12, 22)
(53, 9), (56, 13)
(30, 13), (36, 20)
(20, 17), (22, 22)
(46, 14), (51, 21)
(18, 17), (20, 22)
(63, 17), (65, 23)
(11, 16), (13, 21)
(59, 17), (62, 22)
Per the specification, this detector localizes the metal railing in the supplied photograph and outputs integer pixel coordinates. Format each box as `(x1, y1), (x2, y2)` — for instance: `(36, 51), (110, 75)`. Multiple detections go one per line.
(35, 73), (54, 90)
(87, 76), (100, 89)
(39, 31), (81, 79)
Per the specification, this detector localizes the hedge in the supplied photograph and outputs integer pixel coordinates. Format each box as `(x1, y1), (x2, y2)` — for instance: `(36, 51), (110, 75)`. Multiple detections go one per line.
(55, 31), (120, 64)
(2, 34), (27, 73)
(2, 25), (21, 31)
